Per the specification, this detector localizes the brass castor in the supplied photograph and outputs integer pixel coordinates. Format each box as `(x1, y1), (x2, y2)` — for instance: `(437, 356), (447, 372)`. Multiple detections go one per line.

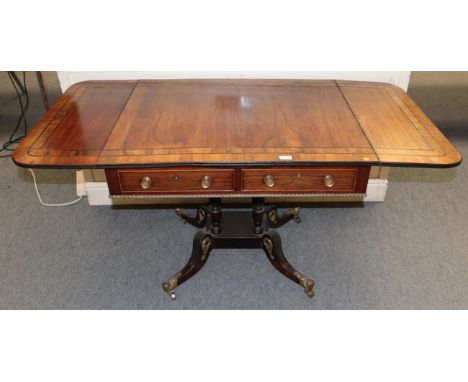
(162, 277), (180, 301)
(163, 286), (177, 301)
(297, 274), (314, 298)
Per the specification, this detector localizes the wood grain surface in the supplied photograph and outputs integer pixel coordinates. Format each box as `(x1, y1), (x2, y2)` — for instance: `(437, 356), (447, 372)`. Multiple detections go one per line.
(13, 79), (462, 169)
(105, 166), (371, 195)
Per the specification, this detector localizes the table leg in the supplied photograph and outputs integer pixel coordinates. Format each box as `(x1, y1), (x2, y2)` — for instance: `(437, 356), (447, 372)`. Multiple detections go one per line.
(162, 231), (213, 300)
(175, 207), (207, 228)
(267, 206), (301, 228)
(262, 231), (315, 297)
(163, 201), (314, 300)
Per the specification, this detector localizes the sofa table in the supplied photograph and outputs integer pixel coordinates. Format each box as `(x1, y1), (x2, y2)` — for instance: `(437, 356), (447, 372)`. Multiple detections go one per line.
(13, 79), (462, 300)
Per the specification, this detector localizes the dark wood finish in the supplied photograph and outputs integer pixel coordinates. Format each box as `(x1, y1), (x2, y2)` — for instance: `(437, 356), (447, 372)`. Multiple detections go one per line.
(252, 197), (265, 234)
(209, 198), (222, 234)
(105, 165), (371, 195)
(354, 166), (371, 193)
(175, 207), (207, 228)
(110, 168), (234, 194)
(162, 231), (213, 299)
(337, 81), (462, 167)
(267, 206), (301, 228)
(14, 81), (136, 167)
(262, 231), (314, 297)
(242, 167), (359, 193)
(162, 207), (315, 299)
(13, 79), (462, 300)
(13, 79), (461, 169)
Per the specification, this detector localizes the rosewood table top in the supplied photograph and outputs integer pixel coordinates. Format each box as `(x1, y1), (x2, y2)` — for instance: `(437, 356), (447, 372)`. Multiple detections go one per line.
(12, 79), (463, 299)
(13, 79), (462, 169)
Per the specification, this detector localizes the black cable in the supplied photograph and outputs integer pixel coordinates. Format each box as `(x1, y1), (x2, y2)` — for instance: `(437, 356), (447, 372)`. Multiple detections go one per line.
(9, 71), (29, 138)
(0, 72), (26, 156)
(0, 72), (30, 158)
(7, 71), (26, 137)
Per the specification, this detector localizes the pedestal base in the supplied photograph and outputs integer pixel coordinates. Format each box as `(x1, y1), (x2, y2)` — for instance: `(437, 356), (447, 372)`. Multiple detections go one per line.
(163, 199), (314, 300)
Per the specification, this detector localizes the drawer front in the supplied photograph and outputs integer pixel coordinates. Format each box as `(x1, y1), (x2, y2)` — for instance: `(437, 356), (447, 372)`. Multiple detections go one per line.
(111, 168), (235, 194)
(106, 166), (370, 195)
(241, 167), (361, 193)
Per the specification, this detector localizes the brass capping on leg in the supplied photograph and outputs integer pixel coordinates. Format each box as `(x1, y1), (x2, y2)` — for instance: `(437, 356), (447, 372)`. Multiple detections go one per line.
(294, 271), (315, 297)
(196, 208), (206, 224)
(262, 236), (274, 260)
(162, 271), (182, 293)
(268, 208), (279, 225)
(200, 236), (213, 261)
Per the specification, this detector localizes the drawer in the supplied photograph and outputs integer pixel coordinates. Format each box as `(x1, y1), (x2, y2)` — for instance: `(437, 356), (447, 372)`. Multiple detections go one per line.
(241, 167), (366, 193)
(106, 166), (370, 196)
(107, 168), (235, 194)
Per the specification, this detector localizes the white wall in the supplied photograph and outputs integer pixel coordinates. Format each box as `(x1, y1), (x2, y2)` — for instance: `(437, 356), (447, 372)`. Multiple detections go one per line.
(57, 71), (411, 92)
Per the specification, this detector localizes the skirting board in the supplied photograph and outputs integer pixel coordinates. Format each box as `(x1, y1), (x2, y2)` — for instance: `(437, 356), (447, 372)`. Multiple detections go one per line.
(76, 173), (388, 205)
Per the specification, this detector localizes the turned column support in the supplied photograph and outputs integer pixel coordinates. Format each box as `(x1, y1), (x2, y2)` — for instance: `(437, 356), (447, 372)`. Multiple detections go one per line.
(164, 199), (314, 300)
(209, 198), (222, 234)
(252, 197), (265, 234)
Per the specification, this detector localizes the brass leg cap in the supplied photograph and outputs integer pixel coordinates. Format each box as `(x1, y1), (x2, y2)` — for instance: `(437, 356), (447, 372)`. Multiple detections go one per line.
(162, 282), (171, 293)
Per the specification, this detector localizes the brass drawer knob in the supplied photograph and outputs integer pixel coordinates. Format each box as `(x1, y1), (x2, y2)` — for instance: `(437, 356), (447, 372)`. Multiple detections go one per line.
(201, 175), (211, 189)
(140, 176), (152, 189)
(323, 174), (335, 188)
(264, 174), (275, 188)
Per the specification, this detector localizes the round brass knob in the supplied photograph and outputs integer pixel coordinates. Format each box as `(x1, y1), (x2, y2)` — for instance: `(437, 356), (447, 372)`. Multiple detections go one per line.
(323, 174), (335, 188)
(200, 175), (211, 189)
(264, 174), (275, 188)
(140, 176), (152, 189)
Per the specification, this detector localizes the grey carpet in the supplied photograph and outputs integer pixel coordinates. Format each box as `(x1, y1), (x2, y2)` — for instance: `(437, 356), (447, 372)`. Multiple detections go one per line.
(0, 72), (467, 309)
